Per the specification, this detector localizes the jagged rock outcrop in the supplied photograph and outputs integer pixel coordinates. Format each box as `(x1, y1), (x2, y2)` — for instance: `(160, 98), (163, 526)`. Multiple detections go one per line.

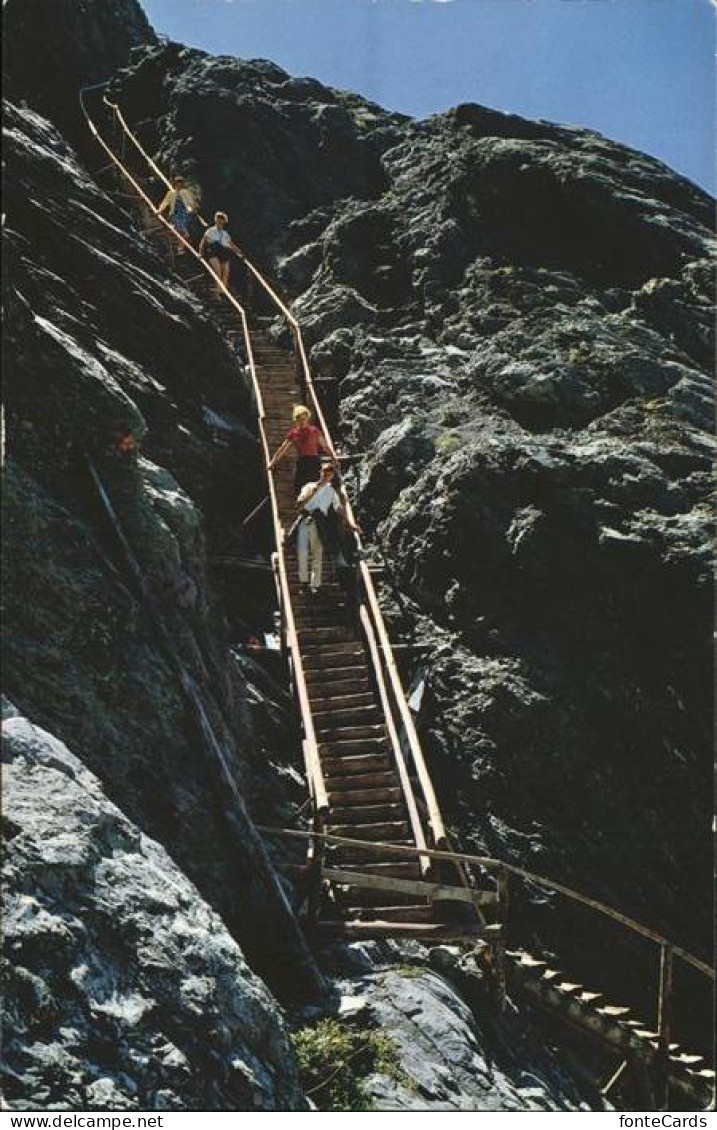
(338, 963), (602, 1112)
(2, 703), (308, 1112)
(2, 0), (156, 154)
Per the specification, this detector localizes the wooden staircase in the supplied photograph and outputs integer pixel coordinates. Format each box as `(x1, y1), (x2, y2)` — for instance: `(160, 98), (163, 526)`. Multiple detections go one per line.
(248, 324), (485, 942)
(148, 248), (489, 942)
(81, 95), (714, 1107)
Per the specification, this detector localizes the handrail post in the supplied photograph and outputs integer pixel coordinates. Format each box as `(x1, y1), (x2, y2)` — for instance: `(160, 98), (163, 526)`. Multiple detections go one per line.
(307, 809), (325, 922)
(656, 942), (674, 1108)
(497, 864), (510, 933)
(293, 329), (307, 402)
(492, 865), (510, 1011)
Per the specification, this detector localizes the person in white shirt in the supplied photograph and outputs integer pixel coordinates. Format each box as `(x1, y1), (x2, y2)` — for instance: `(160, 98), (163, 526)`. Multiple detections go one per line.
(295, 461), (358, 594)
(199, 211), (243, 300)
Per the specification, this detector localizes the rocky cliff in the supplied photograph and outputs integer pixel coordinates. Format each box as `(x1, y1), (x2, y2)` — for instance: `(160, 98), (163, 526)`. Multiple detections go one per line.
(3, 0), (156, 155)
(2, 702), (308, 1112)
(111, 43), (714, 984)
(2, 0), (714, 1112)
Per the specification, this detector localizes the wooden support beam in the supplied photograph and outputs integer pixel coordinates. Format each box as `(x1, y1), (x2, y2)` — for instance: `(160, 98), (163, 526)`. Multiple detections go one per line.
(241, 495), (270, 526)
(210, 556), (273, 571)
(601, 1058), (628, 1099)
(656, 942), (674, 1108)
(316, 919), (501, 943)
(321, 866), (498, 908)
(258, 824), (714, 981)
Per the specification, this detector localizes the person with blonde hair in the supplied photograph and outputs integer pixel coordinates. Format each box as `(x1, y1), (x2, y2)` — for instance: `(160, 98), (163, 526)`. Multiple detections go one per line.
(199, 211), (243, 299)
(268, 404), (335, 496)
(157, 175), (198, 251)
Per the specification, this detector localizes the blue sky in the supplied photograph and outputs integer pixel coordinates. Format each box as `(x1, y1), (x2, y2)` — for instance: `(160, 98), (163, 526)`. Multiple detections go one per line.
(141, 0), (715, 193)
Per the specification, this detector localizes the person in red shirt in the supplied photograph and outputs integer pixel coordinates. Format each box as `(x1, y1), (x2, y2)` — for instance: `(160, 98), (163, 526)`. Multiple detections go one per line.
(268, 404), (336, 496)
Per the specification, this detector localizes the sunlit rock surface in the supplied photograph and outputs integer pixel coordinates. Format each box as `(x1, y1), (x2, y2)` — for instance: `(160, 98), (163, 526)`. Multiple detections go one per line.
(1, 704), (308, 1112)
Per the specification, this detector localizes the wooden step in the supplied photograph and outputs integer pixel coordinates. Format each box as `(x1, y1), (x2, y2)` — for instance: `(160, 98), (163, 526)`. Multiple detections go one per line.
(299, 626), (352, 643)
(294, 596), (348, 612)
(314, 704), (383, 724)
(319, 736), (388, 756)
(328, 801), (405, 824)
(328, 821), (409, 841)
(597, 1005), (631, 1019)
(308, 676), (370, 697)
(344, 904), (434, 923)
(291, 581), (341, 593)
(318, 727), (386, 747)
(350, 860), (421, 878)
(305, 665), (369, 684)
(579, 991), (604, 1007)
(296, 615), (352, 631)
(298, 625), (358, 641)
(325, 770), (397, 791)
(304, 657), (367, 675)
(335, 885), (425, 908)
(557, 982), (583, 997)
(310, 692), (375, 712)
(317, 726), (386, 745)
(328, 784), (402, 806)
(297, 620), (356, 636)
(322, 752), (391, 776)
(296, 619), (353, 635)
(331, 841), (412, 865)
(302, 647), (364, 668)
(673, 1053), (706, 1068)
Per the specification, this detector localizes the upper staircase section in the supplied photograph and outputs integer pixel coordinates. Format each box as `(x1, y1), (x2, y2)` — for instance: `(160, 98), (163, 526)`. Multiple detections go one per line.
(79, 83), (490, 944)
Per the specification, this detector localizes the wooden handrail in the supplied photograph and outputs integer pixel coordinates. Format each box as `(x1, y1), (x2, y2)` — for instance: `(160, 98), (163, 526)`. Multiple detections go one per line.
(257, 824), (715, 983)
(359, 604), (430, 875)
(81, 95), (328, 816)
(238, 314), (328, 815)
(104, 96), (173, 191)
(284, 319), (447, 846)
(357, 559), (447, 848)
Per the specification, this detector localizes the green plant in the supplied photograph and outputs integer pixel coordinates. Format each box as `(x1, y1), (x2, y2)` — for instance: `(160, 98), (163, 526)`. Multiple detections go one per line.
(291, 1018), (410, 1111)
(435, 431), (461, 454)
(394, 964), (424, 979)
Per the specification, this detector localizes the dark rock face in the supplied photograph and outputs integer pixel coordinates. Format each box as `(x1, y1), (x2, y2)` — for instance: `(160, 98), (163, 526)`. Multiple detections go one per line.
(3, 0), (156, 153)
(2, 99), (321, 1007)
(109, 44), (407, 263)
(2, 704), (308, 1112)
(108, 50), (714, 1001)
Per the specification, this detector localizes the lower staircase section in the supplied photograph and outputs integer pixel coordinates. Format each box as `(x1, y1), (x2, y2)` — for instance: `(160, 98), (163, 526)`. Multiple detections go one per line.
(250, 325), (491, 944)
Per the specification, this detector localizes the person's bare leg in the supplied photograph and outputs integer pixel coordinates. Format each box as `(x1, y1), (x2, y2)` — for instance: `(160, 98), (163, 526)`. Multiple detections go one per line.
(221, 261), (231, 295)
